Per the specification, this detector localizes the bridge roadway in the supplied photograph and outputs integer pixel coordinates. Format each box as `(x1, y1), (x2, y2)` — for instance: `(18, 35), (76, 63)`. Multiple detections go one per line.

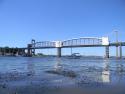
(28, 43), (125, 49)
(109, 42), (125, 46)
(21, 42), (125, 49)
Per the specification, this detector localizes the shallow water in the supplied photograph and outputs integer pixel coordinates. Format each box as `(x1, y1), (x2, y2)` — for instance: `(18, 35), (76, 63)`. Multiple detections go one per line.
(0, 56), (125, 94)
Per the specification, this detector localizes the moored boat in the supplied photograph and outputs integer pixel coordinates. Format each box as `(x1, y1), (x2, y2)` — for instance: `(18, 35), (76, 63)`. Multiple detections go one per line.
(68, 53), (81, 59)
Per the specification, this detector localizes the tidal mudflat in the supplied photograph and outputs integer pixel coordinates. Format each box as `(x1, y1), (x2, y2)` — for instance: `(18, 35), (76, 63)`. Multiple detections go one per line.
(0, 57), (125, 94)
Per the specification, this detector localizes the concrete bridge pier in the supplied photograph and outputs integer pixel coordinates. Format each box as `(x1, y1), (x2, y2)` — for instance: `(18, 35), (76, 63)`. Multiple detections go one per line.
(116, 45), (119, 58)
(27, 44), (32, 57)
(105, 46), (109, 58)
(31, 39), (35, 56)
(57, 47), (61, 57)
(119, 44), (122, 59)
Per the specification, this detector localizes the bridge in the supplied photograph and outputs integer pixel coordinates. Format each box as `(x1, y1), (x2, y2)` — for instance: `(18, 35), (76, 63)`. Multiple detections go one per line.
(24, 37), (125, 58)
(31, 37), (108, 48)
(0, 37), (124, 58)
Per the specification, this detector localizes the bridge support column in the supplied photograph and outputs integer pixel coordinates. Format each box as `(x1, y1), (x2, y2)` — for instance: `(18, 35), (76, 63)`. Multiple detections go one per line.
(31, 39), (35, 56)
(105, 46), (109, 58)
(57, 47), (61, 57)
(119, 44), (122, 59)
(116, 46), (119, 58)
(27, 44), (32, 57)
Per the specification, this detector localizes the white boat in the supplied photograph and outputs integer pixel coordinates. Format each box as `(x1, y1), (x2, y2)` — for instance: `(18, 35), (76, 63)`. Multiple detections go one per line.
(68, 53), (81, 59)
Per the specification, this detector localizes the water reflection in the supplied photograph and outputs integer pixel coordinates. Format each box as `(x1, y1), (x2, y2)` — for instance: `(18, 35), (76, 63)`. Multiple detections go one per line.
(116, 63), (124, 75)
(46, 58), (77, 78)
(101, 59), (110, 83)
(27, 58), (35, 76)
(54, 58), (63, 71)
(115, 63), (125, 84)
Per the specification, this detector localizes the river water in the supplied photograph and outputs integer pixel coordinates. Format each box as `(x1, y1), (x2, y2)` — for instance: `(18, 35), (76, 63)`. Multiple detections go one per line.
(0, 56), (125, 94)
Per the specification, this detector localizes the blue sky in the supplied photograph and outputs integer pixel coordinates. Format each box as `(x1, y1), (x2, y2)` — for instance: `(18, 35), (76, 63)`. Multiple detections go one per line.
(0, 0), (125, 56)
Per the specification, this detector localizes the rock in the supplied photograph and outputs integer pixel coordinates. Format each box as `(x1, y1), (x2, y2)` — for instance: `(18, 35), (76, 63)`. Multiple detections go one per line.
(27, 73), (32, 76)
(2, 84), (6, 88)
(45, 69), (77, 78)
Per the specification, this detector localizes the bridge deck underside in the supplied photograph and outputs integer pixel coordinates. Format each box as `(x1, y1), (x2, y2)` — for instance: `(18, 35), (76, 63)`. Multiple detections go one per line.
(110, 42), (125, 46)
(30, 45), (106, 49)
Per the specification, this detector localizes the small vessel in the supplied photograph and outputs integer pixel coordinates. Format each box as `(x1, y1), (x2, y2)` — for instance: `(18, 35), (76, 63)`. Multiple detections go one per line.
(68, 53), (81, 59)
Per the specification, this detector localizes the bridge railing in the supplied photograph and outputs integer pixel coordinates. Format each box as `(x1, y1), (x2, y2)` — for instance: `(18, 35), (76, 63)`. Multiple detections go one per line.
(62, 37), (102, 46)
(32, 41), (56, 48)
(30, 37), (109, 48)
